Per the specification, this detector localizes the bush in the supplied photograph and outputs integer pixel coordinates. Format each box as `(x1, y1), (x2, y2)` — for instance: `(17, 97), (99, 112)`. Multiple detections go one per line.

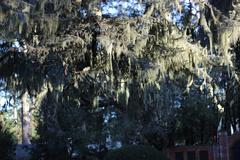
(30, 134), (69, 160)
(104, 145), (169, 160)
(0, 122), (16, 160)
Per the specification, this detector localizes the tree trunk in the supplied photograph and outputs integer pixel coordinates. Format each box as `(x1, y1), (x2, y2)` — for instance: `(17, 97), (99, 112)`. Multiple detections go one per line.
(21, 90), (32, 145)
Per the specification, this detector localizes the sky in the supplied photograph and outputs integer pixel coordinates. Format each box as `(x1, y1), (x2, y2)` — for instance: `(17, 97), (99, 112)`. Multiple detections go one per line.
(0, 90), (12, 111)
(99, 0), (200, 26)
(100, 0), (146, 17)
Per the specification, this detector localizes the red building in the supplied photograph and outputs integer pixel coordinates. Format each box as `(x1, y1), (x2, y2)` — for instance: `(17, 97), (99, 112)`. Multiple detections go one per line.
(164, 132), (240, 160)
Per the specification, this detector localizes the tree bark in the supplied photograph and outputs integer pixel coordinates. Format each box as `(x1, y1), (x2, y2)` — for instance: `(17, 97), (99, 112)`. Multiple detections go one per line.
(21, 90), (32, 145)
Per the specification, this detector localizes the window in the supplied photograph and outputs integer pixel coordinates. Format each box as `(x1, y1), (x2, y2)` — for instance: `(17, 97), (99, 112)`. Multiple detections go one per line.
(199, 150), (208, 160)
(175, 152), (184, 160)
(187, 151), (196, 160)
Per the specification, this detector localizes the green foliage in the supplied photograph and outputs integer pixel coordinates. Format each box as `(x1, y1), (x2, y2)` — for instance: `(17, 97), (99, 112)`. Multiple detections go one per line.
(104, 145), (169, 160)
(0, 121), (16, 160)
(1, 1), (240, 159)
(176, 91), (219, 145)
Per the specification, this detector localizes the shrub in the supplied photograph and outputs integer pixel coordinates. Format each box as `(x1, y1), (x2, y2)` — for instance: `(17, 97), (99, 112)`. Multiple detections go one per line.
(0, 122), (16, 160)
(104, 145), (169, 160)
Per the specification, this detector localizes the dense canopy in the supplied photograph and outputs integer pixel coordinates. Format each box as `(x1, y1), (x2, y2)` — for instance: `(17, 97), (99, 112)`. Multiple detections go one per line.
(0, 0), (240, 159)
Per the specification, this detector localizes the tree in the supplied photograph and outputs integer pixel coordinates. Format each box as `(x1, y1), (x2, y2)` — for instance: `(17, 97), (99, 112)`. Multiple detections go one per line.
(1, 0), (240, 159)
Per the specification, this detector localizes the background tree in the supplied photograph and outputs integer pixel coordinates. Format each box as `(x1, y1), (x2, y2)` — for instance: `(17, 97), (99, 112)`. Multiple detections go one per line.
(0, 0), (240, 159)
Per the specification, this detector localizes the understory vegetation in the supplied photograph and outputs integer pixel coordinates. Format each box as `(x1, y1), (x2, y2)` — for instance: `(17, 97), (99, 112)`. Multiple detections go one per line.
(0, 0), (240, 159)
(0, 122), (16, 160)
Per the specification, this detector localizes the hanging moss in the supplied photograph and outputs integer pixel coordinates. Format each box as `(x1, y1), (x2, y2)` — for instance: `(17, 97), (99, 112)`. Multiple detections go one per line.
(1, 1), (240, 133)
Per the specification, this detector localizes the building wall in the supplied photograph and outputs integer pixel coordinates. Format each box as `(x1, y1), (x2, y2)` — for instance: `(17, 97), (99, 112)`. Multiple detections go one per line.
(165, 145), (213, 160)
(228, 133), (240, 160)
(165, 132), (240, 160)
